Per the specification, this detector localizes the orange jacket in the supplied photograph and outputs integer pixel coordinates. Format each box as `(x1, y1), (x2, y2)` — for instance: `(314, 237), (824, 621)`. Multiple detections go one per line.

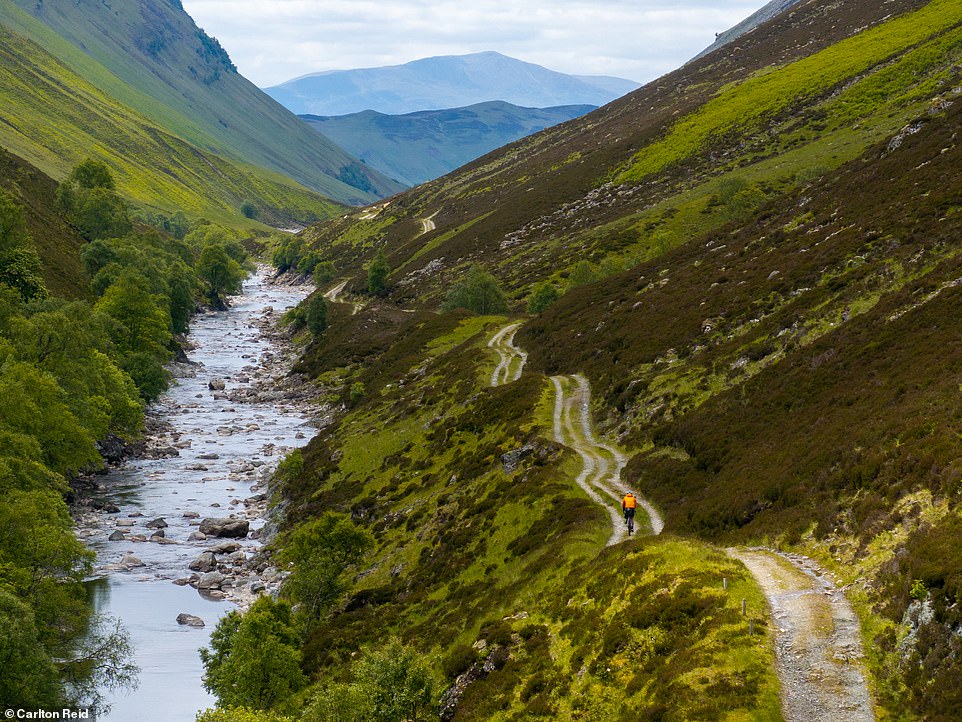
(622, 493), (637, 510)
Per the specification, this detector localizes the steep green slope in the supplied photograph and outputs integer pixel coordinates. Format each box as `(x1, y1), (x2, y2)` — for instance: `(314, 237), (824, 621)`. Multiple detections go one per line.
(295, 0), (935, 303)
(277, 0), (962, 717)
(302, 102), (596, 187)
(1, 0), (402, 205)
(269, 307), (780, 720)
(0, 148), (88, 298)
(0, 24), (342, 227)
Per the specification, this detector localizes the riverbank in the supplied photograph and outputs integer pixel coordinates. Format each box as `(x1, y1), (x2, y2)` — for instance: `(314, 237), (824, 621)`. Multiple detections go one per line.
(70, 268), (325, 720)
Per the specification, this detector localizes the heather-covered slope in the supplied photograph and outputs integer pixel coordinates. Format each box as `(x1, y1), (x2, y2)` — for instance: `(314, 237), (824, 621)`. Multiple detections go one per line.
(277, 0), (962, 717)
(1, 0), (402, 205)
(296, 0), (936, 304)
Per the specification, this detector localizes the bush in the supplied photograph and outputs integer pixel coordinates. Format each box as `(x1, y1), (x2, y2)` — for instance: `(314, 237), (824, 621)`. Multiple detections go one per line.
(442, 264), (508, 314)
(527, 282), (558, 314)
(367, 250), (390, 296)
(305, 294), (327, 335)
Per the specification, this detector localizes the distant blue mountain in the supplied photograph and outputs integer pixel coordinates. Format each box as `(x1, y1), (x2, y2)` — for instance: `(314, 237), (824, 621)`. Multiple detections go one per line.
(265, 51), (639, 116)
(301, 101), (596, 186)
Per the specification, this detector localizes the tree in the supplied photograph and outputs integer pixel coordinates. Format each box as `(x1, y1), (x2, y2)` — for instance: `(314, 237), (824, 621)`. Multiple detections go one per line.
(60, 615), (138, 714)
(197, 243), (245, 308)
(304, 294), (327, 335)
(276, 513), (372, 622)
(527, 282), (558, 314)
(367, 249), (390, 296)
(0, 590), (62, 709)
(566, 260), (597, 290)
(442, 264), (508, 315)
(313, 262), (335, 286)
(200, 597), (307, 710)
(306, 639), (439, 722)
(57, 160), (130, 241)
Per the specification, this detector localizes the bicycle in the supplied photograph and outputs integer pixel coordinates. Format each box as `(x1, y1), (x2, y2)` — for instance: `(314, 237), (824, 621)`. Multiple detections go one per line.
(624, 507), (635, 536)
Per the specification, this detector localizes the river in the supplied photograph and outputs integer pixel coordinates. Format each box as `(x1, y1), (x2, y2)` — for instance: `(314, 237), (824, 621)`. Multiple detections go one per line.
(74, 270), (315, 721)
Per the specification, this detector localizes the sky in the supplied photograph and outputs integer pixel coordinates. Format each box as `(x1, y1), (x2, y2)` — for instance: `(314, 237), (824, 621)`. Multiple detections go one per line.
(180, 0), (769, 88)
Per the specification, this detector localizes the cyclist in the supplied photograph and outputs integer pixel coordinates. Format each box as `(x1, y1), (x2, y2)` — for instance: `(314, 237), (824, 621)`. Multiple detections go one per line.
(622, 491), (637, 531)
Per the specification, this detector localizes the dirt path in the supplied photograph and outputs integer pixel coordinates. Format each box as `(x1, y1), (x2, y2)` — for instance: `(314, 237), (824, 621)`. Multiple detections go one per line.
(419, 211), (438, 236)
(729, 548), (874, 722)
(551, 374), (664, 544)
(488, 322), (528, 386)
(323, 280), (347, 302)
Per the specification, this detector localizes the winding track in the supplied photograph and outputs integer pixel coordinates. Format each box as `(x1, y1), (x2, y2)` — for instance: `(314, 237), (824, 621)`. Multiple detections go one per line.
(552, 374), (663, 544)
(486, 323), (661, 543)
(729, 549), (874, 722)
(488, 322), (528, 386)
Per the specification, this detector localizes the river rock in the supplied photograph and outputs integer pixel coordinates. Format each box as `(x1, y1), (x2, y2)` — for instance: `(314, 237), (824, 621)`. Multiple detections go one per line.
(120, 553), (145, 568)
(200, 518), (249, 538)
(188, 531), (207, 541)
(208, 379), (226, 391)
(146, 517), (168, 529)
(176, 613), (205, 627)
(108, 530), (125, 541)
(149, 530), (165, 540)
(183, 511), (200, 519)
(188, 552), (217, 572)
(116, 519), (136, 527)
(196, 571), (227, 590)
(208, 541), (241, 554)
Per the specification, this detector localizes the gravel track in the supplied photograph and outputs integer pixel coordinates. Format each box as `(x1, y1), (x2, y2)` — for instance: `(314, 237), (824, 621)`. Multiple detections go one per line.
(730, 548), (875, 722)
(488, 322), (528, 386)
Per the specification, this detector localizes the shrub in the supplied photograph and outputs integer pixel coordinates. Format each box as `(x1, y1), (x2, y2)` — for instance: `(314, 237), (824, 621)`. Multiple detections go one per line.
(367, 250), (390, 296)
(442, 264), (508, 314)
(527, 282), (558, 314)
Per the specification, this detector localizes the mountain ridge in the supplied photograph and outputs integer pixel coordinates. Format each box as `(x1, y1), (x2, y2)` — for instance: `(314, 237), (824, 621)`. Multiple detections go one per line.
(301, 101), (596, 186)
(265, 51), (640, 116)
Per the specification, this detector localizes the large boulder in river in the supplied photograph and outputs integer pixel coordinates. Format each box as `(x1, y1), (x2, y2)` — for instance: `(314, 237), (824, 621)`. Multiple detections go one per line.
(188, 552), (217, 572)
(199, 517), (249, 538)
(196, 571), (227, 590)
(176, 613), (205, 627)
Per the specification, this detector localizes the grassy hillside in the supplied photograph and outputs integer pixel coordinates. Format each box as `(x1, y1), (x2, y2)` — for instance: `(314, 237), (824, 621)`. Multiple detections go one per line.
(302, 102), (596, 187)
(273, 306), (779, 720)
(1, 0), (403, 205)
(0, 23), (343, 228)
(275, 0), (962, 717)
(0, 148), (88, 298)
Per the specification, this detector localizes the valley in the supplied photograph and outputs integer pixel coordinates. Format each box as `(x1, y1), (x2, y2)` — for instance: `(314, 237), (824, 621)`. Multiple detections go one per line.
(3, 0), (962, 719)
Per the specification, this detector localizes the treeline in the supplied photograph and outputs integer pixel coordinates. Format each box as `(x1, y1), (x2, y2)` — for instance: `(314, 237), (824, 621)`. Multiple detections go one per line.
(0, 159), (250, 710)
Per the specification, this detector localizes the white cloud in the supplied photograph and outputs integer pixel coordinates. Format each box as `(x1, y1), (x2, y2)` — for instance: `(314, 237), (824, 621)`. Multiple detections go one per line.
(182, 0), (768, 87)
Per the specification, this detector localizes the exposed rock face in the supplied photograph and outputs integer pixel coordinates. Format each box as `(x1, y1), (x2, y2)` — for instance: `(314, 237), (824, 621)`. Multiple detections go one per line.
(199, 517), (249, 538)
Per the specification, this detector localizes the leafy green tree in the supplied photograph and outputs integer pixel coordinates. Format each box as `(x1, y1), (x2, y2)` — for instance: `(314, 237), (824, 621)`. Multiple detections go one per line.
(0, 246), (47, 302)
(58, 161), (131, 241)
(367, 249), (390, 296)
(197, 243), (245, 307)
(312, 261), (335, 286)
(240, 201), (259, 220)
(0, 589), (62, 708)
(305, 294), (327, 335)
(276, 513), (372, 622)
(0, 190), (28, 254)
(566, 260), (597, 290)
(60, 615), (138, 713)
(527, 281), (559, 314)
(200, 597), (307, 710)
(306, 639), (439, 722)
(196, 707), (293, 722)
(442, 264), (508, 314)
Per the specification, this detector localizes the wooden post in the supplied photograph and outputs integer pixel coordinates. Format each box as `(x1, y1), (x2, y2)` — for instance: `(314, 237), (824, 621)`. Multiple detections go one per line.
(749, 619), (754, 636)
(723, 577), (727, 591)
(742, 598), (747, 615)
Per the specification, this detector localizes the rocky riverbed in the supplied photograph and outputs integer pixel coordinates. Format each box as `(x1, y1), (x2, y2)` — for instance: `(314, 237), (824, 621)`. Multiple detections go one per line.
(71, 268), (327, 720)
